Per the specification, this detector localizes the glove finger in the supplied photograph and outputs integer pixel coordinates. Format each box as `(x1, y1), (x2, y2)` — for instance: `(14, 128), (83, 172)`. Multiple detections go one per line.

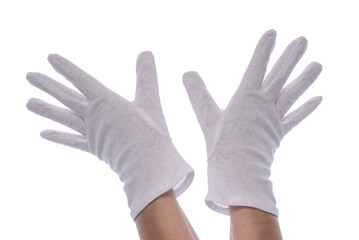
(40, 130), (89, 152)
(27, 98), (86, 136)
(276, 62), (322, 117)
(183, 71), (221, 132)
(135, 51), (168, 133)
(239, 29), (276, 90)
(262, 36), (308, 100)
(282, 96), (322, 135)
(135, 51), (160, 106)
(47, 54), (105, 99)
(26, 72), (88, 115)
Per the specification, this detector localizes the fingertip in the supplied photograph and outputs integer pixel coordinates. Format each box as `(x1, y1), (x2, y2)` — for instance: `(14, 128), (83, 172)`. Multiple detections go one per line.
(26, 72), (45, 87)
(40, 130), (49, 139)
(40, 130), (55, 140)
(182, 71), (201, 86)
(47, 54), (61, 64)
(314, 95), (323, 104)
(309, 61), (322, 71)
(260, 29), (277, 46)
(138, 51), (154, 58)
(314, 62), (323, 75)
(26, 72), (36, 82)
(136, 51), (155, 72)
(47, 54), (67, 75)
(26, 98), (45, 110)
(304, 62), (323, 78)
(307, 96), (323, 111)
(183, 71), (198, 78)
(296, 36), (308, 49)
(26, 98), (35, 110)
(264, 29), (277, 38)
(297, 36), (308, 42)
(313, 61), (322, 69)
(137, 51), (154, 63)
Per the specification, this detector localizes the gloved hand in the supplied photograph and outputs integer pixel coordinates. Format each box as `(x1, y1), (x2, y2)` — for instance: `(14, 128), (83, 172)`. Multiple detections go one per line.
(183, 30), (322, 216)
(26, 52), (194, 220)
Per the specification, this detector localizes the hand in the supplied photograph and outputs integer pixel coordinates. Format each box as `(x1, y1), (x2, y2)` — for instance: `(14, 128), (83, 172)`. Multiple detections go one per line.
(183, 30), (322, 216)
(26, 52), (194, 219)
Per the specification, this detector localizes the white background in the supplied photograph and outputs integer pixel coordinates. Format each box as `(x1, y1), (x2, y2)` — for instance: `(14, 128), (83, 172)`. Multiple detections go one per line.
(0, 0), (358, 239)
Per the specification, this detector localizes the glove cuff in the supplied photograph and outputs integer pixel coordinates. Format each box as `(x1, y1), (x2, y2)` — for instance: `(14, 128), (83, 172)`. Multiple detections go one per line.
(205, 160), (278, 217)
(121, 141), (194, 220)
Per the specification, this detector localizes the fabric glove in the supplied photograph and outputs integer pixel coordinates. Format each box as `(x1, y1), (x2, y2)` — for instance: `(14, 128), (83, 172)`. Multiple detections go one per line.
(183, 30), (322, 216)
(26, 52), (194, 220)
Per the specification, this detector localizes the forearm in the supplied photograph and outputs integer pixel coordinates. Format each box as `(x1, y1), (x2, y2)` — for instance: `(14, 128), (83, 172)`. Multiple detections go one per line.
(229, 206), (282, 240)
(135, 189), (198, 240)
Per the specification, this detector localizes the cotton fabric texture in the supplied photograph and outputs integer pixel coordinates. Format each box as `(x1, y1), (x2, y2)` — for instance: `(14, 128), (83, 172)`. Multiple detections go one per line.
(26, 52), (194, 220)
(183, 30), (322, 216)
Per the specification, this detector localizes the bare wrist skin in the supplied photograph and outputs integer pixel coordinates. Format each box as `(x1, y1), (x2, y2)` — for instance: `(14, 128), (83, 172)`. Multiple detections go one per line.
(229, 206), (282, 240)
(135, 190), (198, 240)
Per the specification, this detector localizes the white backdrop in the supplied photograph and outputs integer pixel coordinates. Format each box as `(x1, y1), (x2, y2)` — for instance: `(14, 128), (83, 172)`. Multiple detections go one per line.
(1, 0), (358, 239)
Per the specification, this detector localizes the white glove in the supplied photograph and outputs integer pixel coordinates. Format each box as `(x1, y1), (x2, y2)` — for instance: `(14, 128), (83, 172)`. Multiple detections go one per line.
(26, 52), (194, 220)
(183, 30), (322, 216)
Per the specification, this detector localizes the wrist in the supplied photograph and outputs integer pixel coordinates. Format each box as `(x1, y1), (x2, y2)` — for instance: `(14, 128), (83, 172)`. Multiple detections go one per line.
(229, 206), (282, 240)
(135, 190), (197, 240)
(120, 141), (194, 220)
(206, 161), (278, 216)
